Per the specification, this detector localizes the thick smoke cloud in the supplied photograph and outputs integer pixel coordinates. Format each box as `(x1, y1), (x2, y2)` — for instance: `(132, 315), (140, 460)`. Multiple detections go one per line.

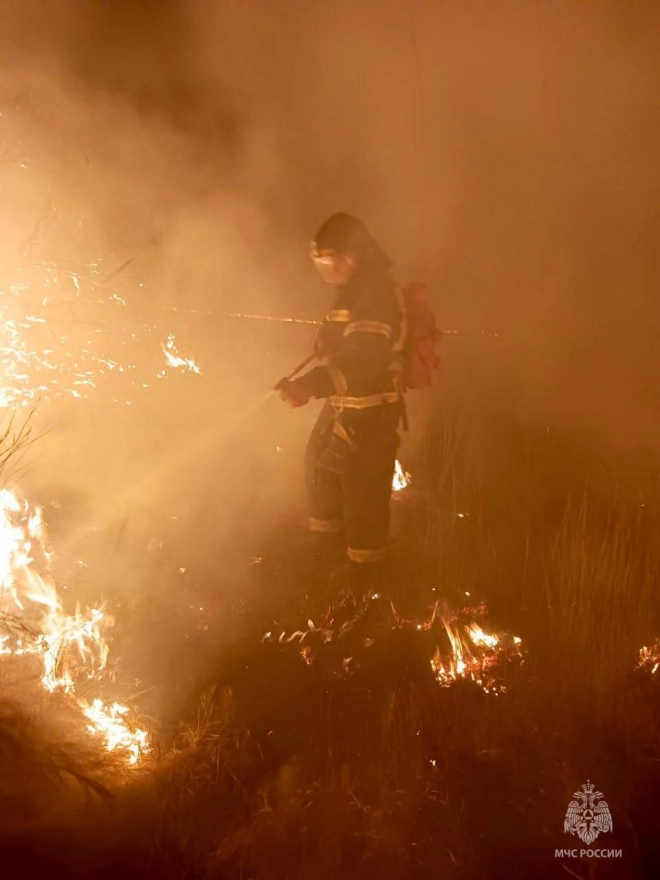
(0, 0), (658, 579)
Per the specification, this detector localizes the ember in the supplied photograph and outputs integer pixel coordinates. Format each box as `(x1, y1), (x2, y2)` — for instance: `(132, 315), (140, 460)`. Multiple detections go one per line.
(269, 595), (523, 694)
(160, 333), (202, 374)
(0, 265), (204, 408)
(0, 271), (138, 407)
(637, 640), (660, 676)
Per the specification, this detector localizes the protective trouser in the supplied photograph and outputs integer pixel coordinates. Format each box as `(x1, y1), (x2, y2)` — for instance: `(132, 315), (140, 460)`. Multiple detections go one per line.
(304, 400), (400, 563)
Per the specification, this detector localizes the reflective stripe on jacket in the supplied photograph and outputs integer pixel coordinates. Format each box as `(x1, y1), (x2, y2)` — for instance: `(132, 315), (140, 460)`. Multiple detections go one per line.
(303, 265), (406, 409)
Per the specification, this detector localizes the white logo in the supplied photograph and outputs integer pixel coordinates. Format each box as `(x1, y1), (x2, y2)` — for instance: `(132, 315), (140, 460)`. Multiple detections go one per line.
(564, 781), (613, 845)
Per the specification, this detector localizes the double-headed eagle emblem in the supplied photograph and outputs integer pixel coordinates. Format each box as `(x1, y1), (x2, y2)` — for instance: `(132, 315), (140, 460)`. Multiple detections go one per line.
(564, 781), (613, 845)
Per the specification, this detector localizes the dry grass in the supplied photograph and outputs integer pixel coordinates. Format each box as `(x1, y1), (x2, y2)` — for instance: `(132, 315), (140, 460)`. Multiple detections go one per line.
(1, 384), (659, 877)
(0, 407), (39, 484)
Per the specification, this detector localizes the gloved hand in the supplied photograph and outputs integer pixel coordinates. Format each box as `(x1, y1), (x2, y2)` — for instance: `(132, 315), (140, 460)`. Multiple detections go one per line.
(274, 377), (313, 408)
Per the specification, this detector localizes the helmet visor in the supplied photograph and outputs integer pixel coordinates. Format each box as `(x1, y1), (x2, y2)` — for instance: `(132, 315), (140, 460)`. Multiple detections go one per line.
(310, 246), (356, 285)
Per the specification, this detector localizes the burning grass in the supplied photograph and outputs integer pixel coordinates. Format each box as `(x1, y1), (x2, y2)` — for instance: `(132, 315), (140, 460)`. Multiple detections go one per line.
(2, 453), (660, 877)
(0, 472), (151, 766)
(267, 596), (524, 695)
(1, 288), (660, 875)
(637, 640), (660, 676)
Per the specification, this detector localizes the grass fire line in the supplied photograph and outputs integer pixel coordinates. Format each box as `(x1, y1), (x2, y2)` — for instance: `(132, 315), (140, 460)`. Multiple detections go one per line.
(0, 485), (150, 765)
(3, 262), (659, 803)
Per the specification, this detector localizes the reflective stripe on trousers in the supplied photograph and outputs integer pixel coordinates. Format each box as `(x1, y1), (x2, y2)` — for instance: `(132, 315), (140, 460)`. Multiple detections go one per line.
(304, 401), (399, 562)
(308, 516), (342, 534)
(347, 546), (387, 563)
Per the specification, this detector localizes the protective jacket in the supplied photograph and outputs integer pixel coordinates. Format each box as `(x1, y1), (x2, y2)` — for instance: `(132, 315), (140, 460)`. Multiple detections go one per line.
(298, 260), (407, 411)
(299, 256), (404, 564)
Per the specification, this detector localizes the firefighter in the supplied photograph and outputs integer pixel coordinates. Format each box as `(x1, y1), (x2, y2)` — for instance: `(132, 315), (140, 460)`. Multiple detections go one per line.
(275, 213), (406, 592)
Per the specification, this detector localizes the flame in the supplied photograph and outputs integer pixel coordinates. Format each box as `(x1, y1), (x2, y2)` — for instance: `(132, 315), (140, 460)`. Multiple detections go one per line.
(637, 640), (660, 675)
(467, 622), (499, 649)
(160, 333), (201, 374)
(80, 699), (150, 765)
(392, 459), (410, 492)
(271, 593), (523, 694)
(0, 486), (150, 763)
(430, 615), (522, 694)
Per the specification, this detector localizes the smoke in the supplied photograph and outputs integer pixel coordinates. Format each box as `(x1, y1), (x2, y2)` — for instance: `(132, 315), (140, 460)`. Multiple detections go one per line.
(0, 0), (657, 596)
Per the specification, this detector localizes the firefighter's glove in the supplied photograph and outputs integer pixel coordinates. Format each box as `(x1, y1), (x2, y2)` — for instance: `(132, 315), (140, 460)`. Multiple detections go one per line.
(274, 377), (313, 408)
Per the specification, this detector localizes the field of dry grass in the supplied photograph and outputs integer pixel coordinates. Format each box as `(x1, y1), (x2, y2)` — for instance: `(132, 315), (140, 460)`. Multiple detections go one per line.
(1, 376), (660, 879)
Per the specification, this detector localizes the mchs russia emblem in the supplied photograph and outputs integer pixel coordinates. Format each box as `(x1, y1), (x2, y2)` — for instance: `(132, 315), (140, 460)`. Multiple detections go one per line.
(564, 781), (613, 846)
